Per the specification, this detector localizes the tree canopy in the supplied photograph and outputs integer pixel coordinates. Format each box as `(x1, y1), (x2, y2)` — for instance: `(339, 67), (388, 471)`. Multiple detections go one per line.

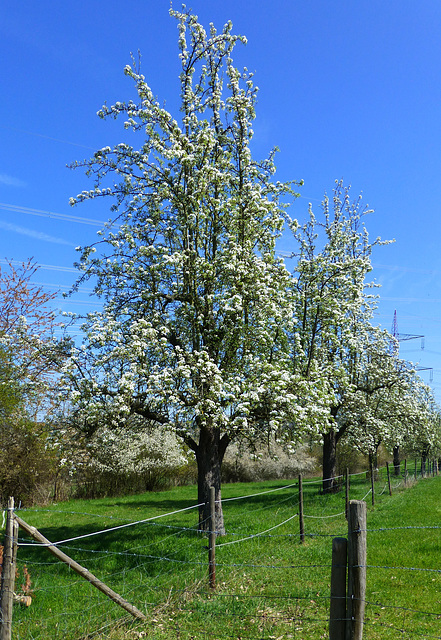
(0, 259), (61, 421)
(61, 8), (441, 521)
(63, 8), (312, 533)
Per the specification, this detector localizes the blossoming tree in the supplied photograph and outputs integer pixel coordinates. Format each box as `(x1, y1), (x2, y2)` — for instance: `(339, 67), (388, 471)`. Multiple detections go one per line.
(0, 259), (61, 420)
(63, 8), (306, 533)
(338, 335), (420, 468)
(288, 183), (398, 490)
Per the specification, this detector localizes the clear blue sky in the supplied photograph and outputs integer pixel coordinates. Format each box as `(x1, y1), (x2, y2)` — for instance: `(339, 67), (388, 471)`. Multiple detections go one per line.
(2, 1), (441, 400)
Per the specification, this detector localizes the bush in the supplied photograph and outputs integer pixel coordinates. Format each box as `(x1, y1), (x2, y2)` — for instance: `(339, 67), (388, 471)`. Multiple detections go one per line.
(221, 440), (317, 483)
(68, 424), (196, 499)
(0, 420), (61, 506)
(335, 439), (367, 477)
(72, 463), (197, 499)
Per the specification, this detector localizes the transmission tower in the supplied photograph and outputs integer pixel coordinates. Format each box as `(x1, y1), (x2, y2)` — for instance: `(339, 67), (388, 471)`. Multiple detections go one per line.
(390, 310), (433, 381)
(391, 310), (424, 349)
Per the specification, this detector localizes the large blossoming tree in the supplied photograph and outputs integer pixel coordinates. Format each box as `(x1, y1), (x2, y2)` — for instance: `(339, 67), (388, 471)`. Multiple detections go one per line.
(63, 8), (306, 534)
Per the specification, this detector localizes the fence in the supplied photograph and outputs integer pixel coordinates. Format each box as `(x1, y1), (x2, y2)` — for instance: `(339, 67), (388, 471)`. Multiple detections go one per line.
(1, 461), (440, 639)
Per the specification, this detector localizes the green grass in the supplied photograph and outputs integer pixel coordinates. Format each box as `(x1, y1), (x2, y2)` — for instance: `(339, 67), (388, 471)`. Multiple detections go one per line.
(5, 468), (441, 639)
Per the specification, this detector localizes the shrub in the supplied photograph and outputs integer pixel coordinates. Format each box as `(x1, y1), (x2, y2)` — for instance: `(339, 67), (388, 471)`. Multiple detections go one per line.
(69, 424), (194, 499)
(221, 440), (317, 483)
(0, 420), (60, 506)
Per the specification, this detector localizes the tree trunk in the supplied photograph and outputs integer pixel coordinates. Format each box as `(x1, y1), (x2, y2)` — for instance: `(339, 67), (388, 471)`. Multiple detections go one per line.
(368, 450), (378, 471)
(323, 429), (338, 493)
(393, 445), (401, 476)
(368, 451), (379, 481)
(421, 453), (427, 477)
(194, 426), (229, 536)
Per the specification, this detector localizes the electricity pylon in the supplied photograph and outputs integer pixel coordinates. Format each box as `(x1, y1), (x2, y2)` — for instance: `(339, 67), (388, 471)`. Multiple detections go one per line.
(390, 310), (433, 381)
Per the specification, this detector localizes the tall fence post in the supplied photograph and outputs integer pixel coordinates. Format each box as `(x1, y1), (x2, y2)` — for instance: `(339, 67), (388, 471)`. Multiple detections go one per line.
(298, 474), (305, 543)
(0, 498), (18, 640)
(369, 463), (375, 507)
(208, 486), (216, 589)
(386, 462), (392, 496)
(346, 500), (367, 640)
(329, 537), (347, 640)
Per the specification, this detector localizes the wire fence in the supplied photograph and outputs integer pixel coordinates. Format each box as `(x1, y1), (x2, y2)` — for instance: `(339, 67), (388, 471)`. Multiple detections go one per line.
(3, 461), (441, 639)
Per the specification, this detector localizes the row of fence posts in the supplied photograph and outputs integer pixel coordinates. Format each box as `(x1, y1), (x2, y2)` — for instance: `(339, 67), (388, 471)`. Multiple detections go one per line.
(207, 462), (438, 640)
(1, 462), (437, 640)
(207, 486), (367, 640)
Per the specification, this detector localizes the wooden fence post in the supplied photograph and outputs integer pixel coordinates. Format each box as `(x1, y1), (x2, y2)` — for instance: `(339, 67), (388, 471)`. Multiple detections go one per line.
(369, 463), (375, 507)
(0, 498), (18, 640)
(298, 475), (305, 543)
(386, 462), (392, 496)
(209, 486), (216, 589)
(329, 537), (347, 640)
(346, 500), (367, 640)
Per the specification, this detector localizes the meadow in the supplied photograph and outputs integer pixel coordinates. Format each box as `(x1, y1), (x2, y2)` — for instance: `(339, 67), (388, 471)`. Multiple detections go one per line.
(5, 467), (441, 639)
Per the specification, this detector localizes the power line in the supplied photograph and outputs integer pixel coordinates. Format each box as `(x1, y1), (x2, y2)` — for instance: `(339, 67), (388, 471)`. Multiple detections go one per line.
(0, 202), (105, 227)
(0, 125), (97, 151)
(0, 259), (78, 273)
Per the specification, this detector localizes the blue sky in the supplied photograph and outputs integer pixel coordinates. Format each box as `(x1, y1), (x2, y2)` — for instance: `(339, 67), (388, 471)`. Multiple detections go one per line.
(2, 0), (441, 400)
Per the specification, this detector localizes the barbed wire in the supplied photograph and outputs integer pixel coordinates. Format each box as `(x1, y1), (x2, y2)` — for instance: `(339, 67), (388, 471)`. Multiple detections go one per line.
(216, 513), (299, 547)
(363, 619), (441, 639)
(365, 525), (441, 532)
(304, 510), (346, 519)
(363, 597), (441, 618)
(7, 468), (441, 639)
(365, 564), (441, 574)
(16, 501), (205, 547)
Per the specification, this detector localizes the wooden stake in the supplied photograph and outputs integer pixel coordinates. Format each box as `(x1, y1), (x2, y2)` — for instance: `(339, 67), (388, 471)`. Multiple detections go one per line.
(298, 475), (305, 543)
(386, 462), (392, 496)
(329, 537), (347, 640)
(14, 514), (146, 621)
(208, 486), (216, 589)
(0, 498), (18, 640)
(346, 501), (367, 640)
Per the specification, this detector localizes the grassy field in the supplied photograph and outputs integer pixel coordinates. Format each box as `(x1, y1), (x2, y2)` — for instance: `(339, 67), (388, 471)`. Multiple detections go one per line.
(5, 467), (441, 639)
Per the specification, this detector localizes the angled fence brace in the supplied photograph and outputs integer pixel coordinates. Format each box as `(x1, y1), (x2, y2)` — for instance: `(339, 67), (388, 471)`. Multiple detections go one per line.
(14, 514), (146, 621)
